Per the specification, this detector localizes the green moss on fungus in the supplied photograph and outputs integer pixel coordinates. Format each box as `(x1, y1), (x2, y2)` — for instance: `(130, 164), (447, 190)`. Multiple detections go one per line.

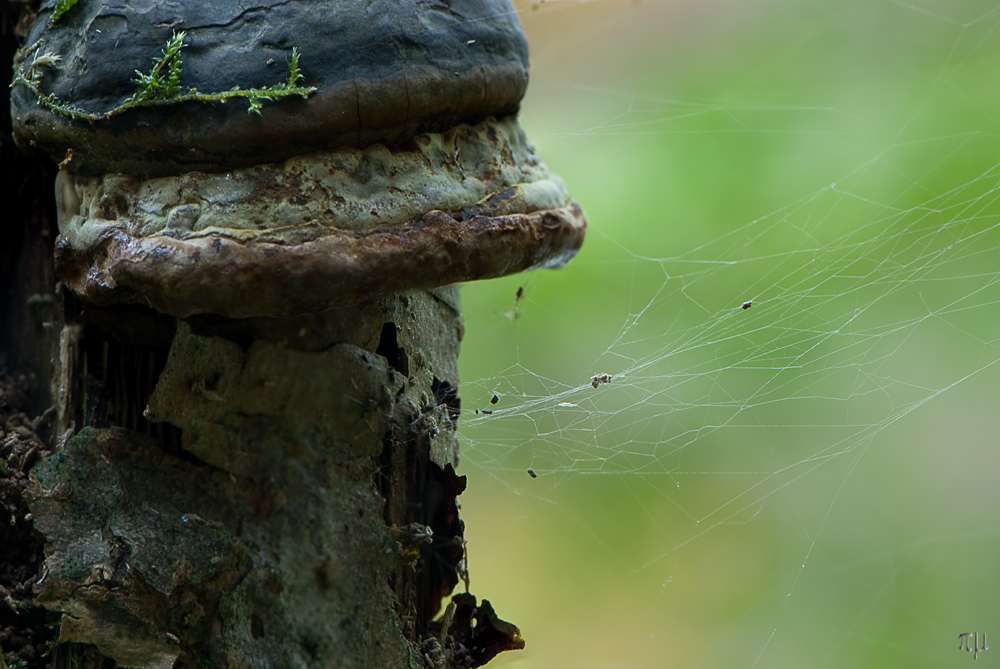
(13, 32), (315, 121)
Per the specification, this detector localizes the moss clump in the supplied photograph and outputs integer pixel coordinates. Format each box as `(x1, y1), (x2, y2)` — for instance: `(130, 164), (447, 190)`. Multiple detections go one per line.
(13, 31), (316, 121)
(49, 0), (80, 26)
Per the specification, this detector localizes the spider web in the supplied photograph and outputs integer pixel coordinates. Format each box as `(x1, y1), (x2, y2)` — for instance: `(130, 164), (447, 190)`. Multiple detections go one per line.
(457, 1), (1000, 667)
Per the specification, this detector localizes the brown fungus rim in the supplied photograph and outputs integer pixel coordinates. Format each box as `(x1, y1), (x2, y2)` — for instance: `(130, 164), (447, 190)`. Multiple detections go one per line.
(54, 203), (587, 319)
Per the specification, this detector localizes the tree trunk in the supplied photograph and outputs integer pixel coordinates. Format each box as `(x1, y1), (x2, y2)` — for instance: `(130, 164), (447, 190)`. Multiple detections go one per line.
(0, 3), (522, 667)
(31, 289), (481, 669)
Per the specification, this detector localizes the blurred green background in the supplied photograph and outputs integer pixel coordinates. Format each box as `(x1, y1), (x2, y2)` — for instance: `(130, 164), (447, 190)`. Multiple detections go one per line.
(456, 1), (1000, 667)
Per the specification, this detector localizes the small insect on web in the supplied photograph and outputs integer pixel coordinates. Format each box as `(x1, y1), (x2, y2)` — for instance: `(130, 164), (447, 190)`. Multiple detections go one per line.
(591, 373), (612, 389)
(505, 285), (527, 323)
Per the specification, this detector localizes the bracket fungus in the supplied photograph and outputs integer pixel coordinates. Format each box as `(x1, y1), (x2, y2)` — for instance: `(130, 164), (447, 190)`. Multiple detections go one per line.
(11, 0), (587, 319)
(9, 0), (583, 666)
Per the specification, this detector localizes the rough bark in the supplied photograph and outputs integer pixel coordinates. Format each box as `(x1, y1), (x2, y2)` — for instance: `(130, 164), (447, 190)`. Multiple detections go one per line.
(29, 289), (477, 669)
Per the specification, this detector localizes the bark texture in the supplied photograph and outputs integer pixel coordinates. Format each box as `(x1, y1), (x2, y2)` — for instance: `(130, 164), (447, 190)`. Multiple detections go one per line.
(1, 1), (62, 664)
(29, 289), (472, 669)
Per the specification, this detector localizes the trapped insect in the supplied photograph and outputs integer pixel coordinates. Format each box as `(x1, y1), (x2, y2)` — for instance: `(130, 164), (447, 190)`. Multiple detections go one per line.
(591, 373), (612, 389)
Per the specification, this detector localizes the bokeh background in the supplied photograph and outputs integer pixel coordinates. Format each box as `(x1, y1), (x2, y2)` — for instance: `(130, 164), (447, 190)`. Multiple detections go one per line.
(457, 1), (1000, 668)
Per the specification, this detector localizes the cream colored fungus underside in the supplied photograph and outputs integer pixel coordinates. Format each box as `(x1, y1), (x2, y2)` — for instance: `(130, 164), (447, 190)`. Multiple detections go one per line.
(56, 116), (570, 251)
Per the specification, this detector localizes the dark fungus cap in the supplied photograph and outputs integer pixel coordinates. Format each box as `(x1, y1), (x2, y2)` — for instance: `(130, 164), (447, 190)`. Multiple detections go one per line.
(11, 0), (587, 319)
(13, 0), (531, 176)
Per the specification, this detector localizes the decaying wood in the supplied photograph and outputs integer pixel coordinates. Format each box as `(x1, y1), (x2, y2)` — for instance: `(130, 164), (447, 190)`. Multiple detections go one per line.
(26, 289), (502, 668)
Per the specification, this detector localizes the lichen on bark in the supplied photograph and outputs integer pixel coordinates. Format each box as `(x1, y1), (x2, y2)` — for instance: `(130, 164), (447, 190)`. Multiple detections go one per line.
(22, 287), (519, 668)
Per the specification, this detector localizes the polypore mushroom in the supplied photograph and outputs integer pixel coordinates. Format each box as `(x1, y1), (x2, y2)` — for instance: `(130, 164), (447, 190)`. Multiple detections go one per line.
(10, 1), (582, 665)
(11, 0), (586, 319)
